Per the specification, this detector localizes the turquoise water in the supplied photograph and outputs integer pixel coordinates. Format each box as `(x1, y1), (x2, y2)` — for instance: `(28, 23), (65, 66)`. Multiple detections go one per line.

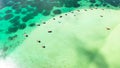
(0, 0), (120, 57)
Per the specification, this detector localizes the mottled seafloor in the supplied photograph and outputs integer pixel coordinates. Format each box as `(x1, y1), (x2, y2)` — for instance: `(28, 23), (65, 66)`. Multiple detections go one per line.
(0, 0), (120, 68)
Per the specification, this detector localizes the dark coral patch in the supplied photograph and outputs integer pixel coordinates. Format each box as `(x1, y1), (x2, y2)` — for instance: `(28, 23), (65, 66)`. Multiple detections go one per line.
(29, 23), (35, 27)
(7, 26), (18, 33)
(42, 11), (51, 16)
(8, 34), (18, 41)
(89, 0), (96, 3)
(4, 14), (14, 20)
(12, 3), (21, 10)
(9, 16), (20, 24)
(53, 9), (62, 14)
(26, 7), (34, 12)
(18, 23), (26, 30)
(95, 4), (100, 7)
(21, 11), (27, 14)
(22, 13), (36, 22)
(15, 9), (21, 14)
(5, 10), (12, 14)
(63, 0), (80, 8)
(104, 0), (120, 7)
(7, 1), (14, 6)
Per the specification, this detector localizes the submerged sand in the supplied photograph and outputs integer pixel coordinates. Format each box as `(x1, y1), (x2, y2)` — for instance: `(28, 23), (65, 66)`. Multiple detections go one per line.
(2, 8), (120, 68)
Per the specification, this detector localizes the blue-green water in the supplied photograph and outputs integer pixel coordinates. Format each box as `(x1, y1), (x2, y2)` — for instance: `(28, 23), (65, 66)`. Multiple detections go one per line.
(0, 0), (120, 57)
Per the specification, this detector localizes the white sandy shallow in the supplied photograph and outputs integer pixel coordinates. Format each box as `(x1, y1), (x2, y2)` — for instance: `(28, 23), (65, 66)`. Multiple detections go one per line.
(1, 8), (120, 68)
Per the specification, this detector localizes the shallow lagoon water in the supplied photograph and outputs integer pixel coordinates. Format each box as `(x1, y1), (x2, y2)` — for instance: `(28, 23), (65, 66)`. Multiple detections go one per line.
(0, 0), (120, 57)
(0, 0), (120, 68)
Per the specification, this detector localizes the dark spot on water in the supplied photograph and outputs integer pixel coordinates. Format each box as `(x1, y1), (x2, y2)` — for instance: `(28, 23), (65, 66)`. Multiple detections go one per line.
(37, 40), (41, 43)
(58, 21), (61, 23)
(59, 16), (62, 18)
(43, 22), (46, 24)
(29, 23), (35, 27)
(24, 34), (28, 37)
(53, 18), (55, 20)
(65, 14), (67, 16)
(3, 46), (8, 51)
(54, 3), (63, 7)
(77, 10), (80, 12)
(26, 7), (34, 12)
(36, 24), (40, 26)
(5, 10), (12, 14)
(42, 10), (50, 16)
(48, 30), (52, 33)
(8, 34), (18, 41)
(25, 35), (28, 37)
(9, 16), (20, 25)
(84, 9), (87, 11)
(89, 0), (96, 3)
(95, 4), (99, 7)
(18, 23), (26, 30)
(12, 20), (20, 26)
(89, 4), (94, 7)
(42, 46), (45, 48)
(103, 3), (107, 6)
(12, 3), (21, 10)
(90, 8), (93, 10)
(22, 13), (35, 22)
(53, 9), (62, 14)
(104, 0), (120, 7)
(4, 14), (14, 20)
(7, 26), (18, 33)
(107, 5), (110, 8)
(100, 15), (103, 17)
(64, 0), (80, 8)
(44, 4), (54, 11)
(73, 3), (80, 8)
(21, 11), (27, 14)
(6, 1), (14, 6)
(102, 9), (104, 10)
(71, 11), (74, 13)
(106, 27), (111, 30)
(15, 9), (21, 14)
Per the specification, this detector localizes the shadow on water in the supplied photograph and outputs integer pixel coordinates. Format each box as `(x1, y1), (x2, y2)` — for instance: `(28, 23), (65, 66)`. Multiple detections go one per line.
(71, 37), (109, 68)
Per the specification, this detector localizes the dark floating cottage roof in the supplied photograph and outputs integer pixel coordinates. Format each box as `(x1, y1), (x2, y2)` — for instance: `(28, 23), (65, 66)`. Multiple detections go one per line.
(37, 40), (41, 43)
(42, 46), (46, 48)
(106, 27), (111, 30)
(48, 31), (52, 33)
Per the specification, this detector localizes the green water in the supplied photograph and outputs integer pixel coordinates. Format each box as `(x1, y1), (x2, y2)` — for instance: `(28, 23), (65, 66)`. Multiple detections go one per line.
(0, 0), (120, 57)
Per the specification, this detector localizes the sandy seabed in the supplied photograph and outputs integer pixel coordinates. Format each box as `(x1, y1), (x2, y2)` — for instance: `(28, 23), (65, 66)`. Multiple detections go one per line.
(1, 8), (120, 68)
